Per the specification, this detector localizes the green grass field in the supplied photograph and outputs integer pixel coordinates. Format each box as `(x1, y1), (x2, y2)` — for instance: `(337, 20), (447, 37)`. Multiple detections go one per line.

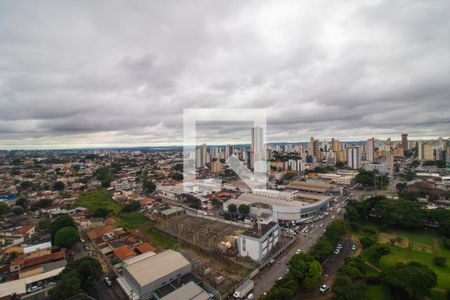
(73, 189), (151, 230)
(72, 189), (121, 213)
(148, 228), (180, 250)
(378, 229), (450, 300)
(114, 212), (151, 229)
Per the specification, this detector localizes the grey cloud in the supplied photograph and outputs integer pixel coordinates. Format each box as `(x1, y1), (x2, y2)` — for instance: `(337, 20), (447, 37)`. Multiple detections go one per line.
(0, 0), (449, 149)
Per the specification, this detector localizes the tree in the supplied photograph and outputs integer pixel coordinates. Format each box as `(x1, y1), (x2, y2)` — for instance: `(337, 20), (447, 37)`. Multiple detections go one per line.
(440, 219), (450, 238)
(55, 226), (80, 248)
(75, 257), (102, 295)
(380, 261), (437, 299)
(0, 203), (11, 215)
(12, 206), (24, 215)
(53, 181), (65, 191)
(228, 203), (237, 214)
(324, 220), (348, 244)
(121, 201), (140, 212)
(309, 238), (334, 262)
(30, 198), (53, 211)
(238, 204), (250, 215)
(50, 215), (76, 241)
(94, 207), (110, 218)
(49, 257), (101, 299)
(143, 180), (156, 193)
(288, 253), (323, 288)
(433, 256), (447, 267)
(333, 274), (366, 300)
(15, 197), (28, 209)
(49, 269), (84, 300)
(170, 172), (183, 181)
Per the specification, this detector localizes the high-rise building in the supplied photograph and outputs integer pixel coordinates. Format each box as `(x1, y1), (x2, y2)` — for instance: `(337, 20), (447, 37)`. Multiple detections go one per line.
(195, 143), (207, 168)
(401, 133), (408, 151)
(367, 138), (375, 163)
(251, 127), (265, 171)
(308, 137), (321, 162)
(347, 146), (361, 170)
(418, 142), (434, 161)
(386, 153), (394, 171)
(386, 137), (392, 146)
(331, 138), (341, 152)
(211, 160), (223, 173)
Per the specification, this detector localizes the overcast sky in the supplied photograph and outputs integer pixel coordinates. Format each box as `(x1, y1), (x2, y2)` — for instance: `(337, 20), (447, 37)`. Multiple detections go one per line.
(1, 0), (449, 149)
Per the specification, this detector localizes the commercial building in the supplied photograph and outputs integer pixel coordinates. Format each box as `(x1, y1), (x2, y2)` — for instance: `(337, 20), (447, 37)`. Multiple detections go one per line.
(159, 281), (212, 300)
(122, 250), (191, 300)
(223, 191), (332, 223)
(237, 222), (279, 262)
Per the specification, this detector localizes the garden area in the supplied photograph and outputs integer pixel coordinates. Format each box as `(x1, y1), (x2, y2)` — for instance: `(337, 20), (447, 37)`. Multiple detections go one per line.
(344, 196), (450, 300)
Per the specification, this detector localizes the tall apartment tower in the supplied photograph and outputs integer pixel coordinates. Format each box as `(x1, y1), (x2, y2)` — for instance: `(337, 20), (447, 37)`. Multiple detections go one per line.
(251, 127), (265, 171)
(195, 143), (207, 168)
(401, 134), (408, 151)
(347, 146), (361, 170)
(367, 138), (375, 163)
(331, 138), (341, 152)
(308, 137), (321, 162)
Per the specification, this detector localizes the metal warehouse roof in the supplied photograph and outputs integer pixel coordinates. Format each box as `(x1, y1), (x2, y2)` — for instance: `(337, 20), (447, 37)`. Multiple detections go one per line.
(124, 250), (190, 287)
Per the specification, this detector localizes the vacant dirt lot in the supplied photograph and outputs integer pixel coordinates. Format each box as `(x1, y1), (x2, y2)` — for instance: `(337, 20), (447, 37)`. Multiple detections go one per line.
(378, 232), (409, 248)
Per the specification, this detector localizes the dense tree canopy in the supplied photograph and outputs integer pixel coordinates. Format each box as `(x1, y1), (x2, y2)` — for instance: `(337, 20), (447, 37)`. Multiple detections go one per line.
(380, 262), (437, 299)
(288, 253), (322, 288)
(50, 215), (76, 240)
(54, 226), (80, 248)
(238, 204), (250, 215)
(49, 257), (102, 299)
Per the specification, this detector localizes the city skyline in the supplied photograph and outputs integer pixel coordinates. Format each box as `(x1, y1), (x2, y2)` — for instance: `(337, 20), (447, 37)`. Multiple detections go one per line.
(1, 1), (450, 149)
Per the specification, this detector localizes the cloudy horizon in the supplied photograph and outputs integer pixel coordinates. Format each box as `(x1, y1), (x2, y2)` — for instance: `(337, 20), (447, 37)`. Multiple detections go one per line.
(1, 0), (450, 150)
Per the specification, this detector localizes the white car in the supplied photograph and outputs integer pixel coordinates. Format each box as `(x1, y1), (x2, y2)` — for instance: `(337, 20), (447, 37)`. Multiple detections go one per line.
(320, 284), (330, 294)
(334, 249), (340, 255)
(246, 293), (254, 300)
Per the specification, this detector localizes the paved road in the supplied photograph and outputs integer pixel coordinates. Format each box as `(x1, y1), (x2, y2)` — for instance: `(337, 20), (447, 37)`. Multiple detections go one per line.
(252, 194), (352, 299)
(95, 279), (127, 300)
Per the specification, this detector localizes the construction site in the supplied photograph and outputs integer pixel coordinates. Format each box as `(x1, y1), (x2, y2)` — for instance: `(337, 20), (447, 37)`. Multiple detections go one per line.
(155, 214), (244, 254)
(154, 213), (257, 296)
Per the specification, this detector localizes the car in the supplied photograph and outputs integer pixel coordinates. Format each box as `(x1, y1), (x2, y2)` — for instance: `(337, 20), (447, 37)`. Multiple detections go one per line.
(352, 244), (357, 251)
(320, 223), (324, 228)
(334, 249), (340, 255)
(331, 215), (335, 219)
(104, 277), (113, 287)
(246, 293), (254, 300)
(337, 243), (342, 249)
(278, 276), (283, 280)
(269, 258), (275, 264)
(319, 284), (330, 294)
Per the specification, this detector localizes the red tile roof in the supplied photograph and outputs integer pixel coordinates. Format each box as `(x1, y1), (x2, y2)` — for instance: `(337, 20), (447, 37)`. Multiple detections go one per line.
(12, 251), (66, 269)
(112, 245), (136, 261)
(86, 225), (114, 241)
(136, 242), (156, 254)
(16, 225), (35, 235)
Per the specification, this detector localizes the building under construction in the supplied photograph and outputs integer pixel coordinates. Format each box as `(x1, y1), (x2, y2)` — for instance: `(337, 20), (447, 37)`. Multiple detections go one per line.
(155, 214), (243, 254)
